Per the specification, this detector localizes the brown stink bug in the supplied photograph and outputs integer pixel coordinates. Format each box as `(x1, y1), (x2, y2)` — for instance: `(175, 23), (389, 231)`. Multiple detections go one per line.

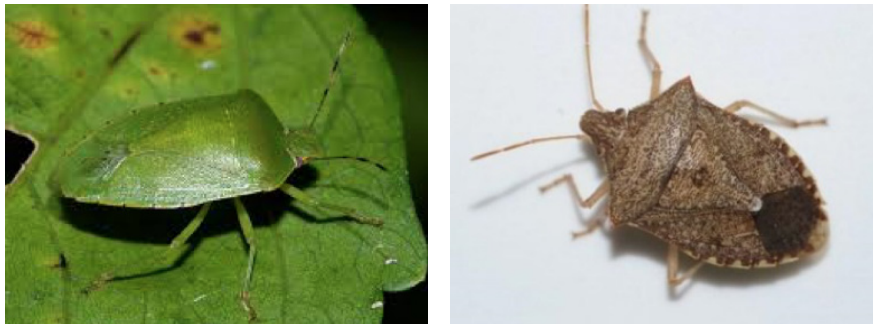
(471, 6), (828, 286)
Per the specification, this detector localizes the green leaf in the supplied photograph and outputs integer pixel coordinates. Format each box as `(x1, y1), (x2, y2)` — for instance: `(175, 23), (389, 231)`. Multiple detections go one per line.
(5, 4), (426, 323)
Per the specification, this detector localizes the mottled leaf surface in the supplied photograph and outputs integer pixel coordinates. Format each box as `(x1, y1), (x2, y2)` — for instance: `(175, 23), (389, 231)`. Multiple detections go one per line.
(5, 4), (426, 323)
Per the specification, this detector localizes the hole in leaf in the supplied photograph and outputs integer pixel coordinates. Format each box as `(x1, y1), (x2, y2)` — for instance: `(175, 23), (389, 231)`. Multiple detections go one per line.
(6, 130), (36, 184)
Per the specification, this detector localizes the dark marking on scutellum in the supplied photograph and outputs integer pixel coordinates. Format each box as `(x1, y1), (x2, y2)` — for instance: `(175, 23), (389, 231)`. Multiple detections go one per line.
(109, 27), (144, 67)
(752, 186), (818, 255)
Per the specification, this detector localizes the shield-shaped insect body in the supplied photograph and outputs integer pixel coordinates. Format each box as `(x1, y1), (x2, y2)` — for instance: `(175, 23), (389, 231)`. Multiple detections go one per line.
(56, 30), (386, 319)
(472, 7), (828, 286)
(59, 90), (300, 207)
(582, 77), (828, 269)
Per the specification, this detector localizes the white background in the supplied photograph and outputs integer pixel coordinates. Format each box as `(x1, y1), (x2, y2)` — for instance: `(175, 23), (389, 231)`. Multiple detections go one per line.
(451, 5), (872, 323)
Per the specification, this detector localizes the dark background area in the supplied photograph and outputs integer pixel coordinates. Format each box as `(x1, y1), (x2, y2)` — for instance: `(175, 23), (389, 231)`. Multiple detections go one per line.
(5, 4), (427, 324)
(355, 4), (428, 324)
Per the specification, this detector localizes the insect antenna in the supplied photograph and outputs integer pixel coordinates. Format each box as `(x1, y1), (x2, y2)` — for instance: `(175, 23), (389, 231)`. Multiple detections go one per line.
(584, 4), (607, 112)
(310, 156), (387, 171)
(471, 134), (589, 161)
(309, 27), (354, 130)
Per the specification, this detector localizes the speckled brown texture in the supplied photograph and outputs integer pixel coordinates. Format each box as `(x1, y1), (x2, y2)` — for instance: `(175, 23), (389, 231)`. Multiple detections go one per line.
(581, 77), (827, 267)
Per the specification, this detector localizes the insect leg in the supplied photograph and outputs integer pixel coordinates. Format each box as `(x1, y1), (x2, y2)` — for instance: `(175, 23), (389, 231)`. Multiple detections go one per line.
(584, 5), (607, 111)
(723, 100), (827, 128)
(667, 243), (705, 286)
(638, 10), (662, 100)
(166, 202), (212, 261)
(233, 198), (258, 322)
(539, 176), (609, 209)
(279, 184), (383, 226)
(83, 203), (212, 293)
(471, 134), (589, 161)
(539, 177), (609, 239)
(570, 217), (604, 240)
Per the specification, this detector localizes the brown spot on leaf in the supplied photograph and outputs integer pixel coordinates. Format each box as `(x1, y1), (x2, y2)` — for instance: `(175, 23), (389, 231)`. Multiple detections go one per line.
(172, 16), (222, 52)
(99, 27), (112, 40)
(185, 30), (204, 44)
(149, 66), (162, 75)
(69, 6), (82, 18)
(75, 69), (85, 79)
(7, 20), (58, 51)
(206, 23), (220, 34)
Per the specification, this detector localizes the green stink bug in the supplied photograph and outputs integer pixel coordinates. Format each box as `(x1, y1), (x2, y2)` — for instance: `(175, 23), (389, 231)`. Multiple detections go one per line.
(56, 30), (383, 316)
